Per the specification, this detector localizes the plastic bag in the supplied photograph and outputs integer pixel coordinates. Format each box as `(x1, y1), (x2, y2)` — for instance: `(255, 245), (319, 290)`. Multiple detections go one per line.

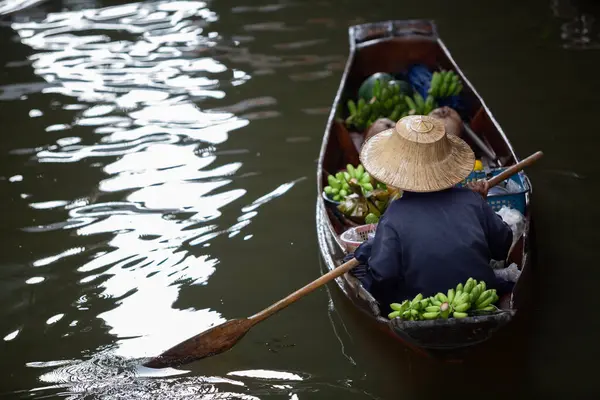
(493, 263), (521, 282)
(496, 206), (525, 242)
(505, 179), (522, 193)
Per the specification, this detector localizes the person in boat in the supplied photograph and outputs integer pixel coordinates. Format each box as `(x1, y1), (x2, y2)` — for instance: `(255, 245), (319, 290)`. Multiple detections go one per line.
(347, 115), (514, 314)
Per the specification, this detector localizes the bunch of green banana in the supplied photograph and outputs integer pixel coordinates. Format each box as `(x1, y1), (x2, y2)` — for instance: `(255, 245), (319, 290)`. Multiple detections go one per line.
(405, 92), (437, 116)
(428, 70), (463, 99)
(324, 164), (374, 202)
(470, 282), (500, 313)
(387, 277), (501, 322)
(388, 293), (432, 321)
(346, 79), (410, 131)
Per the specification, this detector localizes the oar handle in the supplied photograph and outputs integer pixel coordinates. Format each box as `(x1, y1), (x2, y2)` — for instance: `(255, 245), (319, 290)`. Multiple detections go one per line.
(249, 258), (360, 324)
(487, 151), (543, 188)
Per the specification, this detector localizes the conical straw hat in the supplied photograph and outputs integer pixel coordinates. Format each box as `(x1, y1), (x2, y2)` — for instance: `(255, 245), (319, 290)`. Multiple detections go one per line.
(359, 115), (475, 192)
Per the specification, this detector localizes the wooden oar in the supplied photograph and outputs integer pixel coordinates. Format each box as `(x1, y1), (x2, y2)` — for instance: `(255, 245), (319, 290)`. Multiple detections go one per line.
(144, 150), (543, 369)
(143, 258), (360, 369)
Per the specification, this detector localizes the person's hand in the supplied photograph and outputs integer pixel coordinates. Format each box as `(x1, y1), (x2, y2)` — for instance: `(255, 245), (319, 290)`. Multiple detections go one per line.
(467, 180), (489, 198)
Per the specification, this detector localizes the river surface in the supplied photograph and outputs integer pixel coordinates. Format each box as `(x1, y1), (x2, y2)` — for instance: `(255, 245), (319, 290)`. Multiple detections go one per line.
(0, 0), (598, 398)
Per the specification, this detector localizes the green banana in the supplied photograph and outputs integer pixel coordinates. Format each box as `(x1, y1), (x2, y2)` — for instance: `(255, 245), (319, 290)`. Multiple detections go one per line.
(424, 95), (435, 115)
(356, 164), (364, 177)
(453, 312), (468, 319)
(447, 289), (455, 304)
(464, 279), (475, 294)
(439, 81), (449, 98)
(405, 96), (417, 113)
(346, 164), (356, 178)
(456, 283), (464, 292)
(454, 302), (470, 312)
(470, 285), (482, 303)
(476, 296), (495, 309)
(348, 100), (357, 116)
(447, 81), (457, 98)
(454, 83), (463, 96)
(388, 310), (400, 319)
(389, 105), (401, 121)
(429, 72), (441, 97)
(480, 305), (497, 312)
(453, 290), (463, 304)
(452, 295), (463, 306)
(382, 88), (392, 102)
(476, 290), (492, 306)
(431, 299), (442, 307)
(479, 281), (486, 292)
(357, 97), (366, 109)
(413, 92), (425, 113)
(458, 292), (471, 305)
(423, 312), (440, 320)
(384, 99), (393, 111)
(443, 70), (453, 85)
(373, 79), (381, 99)
(425, 305), (441, 313)
(436, 293), (448, 303)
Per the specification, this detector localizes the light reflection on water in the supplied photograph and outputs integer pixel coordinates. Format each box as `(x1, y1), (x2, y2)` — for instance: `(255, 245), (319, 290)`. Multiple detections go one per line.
(2, 0), (311, 396)
(20, 354), (370, 399)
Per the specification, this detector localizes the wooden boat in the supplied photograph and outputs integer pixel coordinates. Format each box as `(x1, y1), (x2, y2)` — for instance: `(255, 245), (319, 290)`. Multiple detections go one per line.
(315, 20), (533, 358)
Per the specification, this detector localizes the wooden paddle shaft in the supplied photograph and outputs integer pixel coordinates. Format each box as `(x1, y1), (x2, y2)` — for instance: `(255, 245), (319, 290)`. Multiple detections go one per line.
(249, 258), (360, 324)
(487, 151), (543, 188)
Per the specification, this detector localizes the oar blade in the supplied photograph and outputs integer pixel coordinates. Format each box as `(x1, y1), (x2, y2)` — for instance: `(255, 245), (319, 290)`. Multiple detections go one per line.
(143, 318), (253, 369)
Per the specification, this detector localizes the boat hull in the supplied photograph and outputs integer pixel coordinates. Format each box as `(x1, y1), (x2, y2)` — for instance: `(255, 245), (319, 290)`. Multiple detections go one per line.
(315, 20), (533, 357)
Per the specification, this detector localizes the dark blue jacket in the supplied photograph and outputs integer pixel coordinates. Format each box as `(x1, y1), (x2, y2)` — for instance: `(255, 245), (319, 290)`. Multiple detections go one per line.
(351, 187), (513, 313)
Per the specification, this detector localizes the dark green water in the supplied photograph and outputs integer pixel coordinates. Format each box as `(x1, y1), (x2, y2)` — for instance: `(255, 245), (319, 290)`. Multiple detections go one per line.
(0, 0), (598, 398)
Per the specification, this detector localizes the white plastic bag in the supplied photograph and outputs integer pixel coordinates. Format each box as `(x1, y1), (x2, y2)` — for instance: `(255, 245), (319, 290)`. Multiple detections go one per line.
(506, 179), (522, 193)
(496, 206), (525, 242)
(493, 262), (521, 282)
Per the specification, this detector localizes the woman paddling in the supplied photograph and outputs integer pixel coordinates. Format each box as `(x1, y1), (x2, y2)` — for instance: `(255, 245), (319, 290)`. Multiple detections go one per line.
(346, 115), (514, 314)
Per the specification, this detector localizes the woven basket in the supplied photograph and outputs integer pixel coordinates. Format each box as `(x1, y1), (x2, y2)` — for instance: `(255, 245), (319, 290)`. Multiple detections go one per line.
(340, 223), (377, 252)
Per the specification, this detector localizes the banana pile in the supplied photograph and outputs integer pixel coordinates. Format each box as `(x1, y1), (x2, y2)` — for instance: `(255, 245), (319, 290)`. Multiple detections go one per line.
(388, 278), (501, 321)
(405, 92), (437, 116)
(346, 79), (409, 131)
(428, 70), (463, 99)
(324, 164), (374, 202)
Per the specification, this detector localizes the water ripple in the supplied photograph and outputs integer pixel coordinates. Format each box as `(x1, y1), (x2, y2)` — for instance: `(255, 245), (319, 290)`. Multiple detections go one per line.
(21, 352), (370, 399)
(1, 0), (334, 396)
